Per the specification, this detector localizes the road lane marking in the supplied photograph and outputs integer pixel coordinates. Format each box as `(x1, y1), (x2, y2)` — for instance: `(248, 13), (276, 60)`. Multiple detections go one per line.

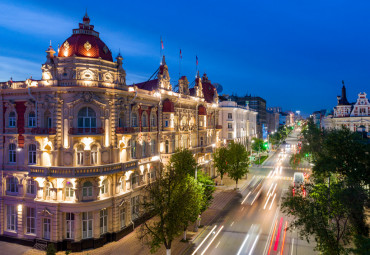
(241, 191), (252, 204)
(230, 221), (234, 226)
(248, 233), (260, 255)
(215, 241), (220, 249)
(200, 225), (224, 255)
(274, 217), (284, 251)
(280, 221), (288, 255)
(266, 183), (274, 196)
(191, 225), (217, 255)
(269, 193), (277, 210)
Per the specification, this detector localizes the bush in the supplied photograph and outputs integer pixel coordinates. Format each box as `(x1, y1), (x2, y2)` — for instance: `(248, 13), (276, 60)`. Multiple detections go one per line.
(46, 243), (56, 255)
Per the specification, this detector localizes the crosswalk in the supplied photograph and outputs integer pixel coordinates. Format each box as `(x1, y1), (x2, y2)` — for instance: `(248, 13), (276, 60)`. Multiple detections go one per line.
(255, 175), (293, 181)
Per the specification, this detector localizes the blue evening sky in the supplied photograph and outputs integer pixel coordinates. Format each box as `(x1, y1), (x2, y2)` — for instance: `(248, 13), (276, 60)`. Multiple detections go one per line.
(0, 0), (370, 114)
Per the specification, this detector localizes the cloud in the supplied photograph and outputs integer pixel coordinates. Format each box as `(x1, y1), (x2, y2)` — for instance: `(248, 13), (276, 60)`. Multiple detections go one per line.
(0, 56), (40, 81)
(0, 3), (73, 36)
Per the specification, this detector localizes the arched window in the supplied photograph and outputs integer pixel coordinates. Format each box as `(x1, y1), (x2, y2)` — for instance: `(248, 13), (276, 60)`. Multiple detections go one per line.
(78, 107), (96, 130)
(77, 145), (84, 165)
(28, 144), (36, 165)
(131, 173), (139, 189)
(165, 140), (169, 154)
(131, 139), (136, 159)
(151, 139), (156, 155)
(142, 113), (147, 127)
(28, 111), (36, 127)
(131, 112), (138, 127)
(45, 182), (51, 197)
(91, 145), (98, 165)
(65, 181), (74, 199)
(118, 111), (125, 127)
(100, 179), (108, 195)
(6, 177), (18, 193)
(9, 143), (16, 163)
(9, 111), (16, 127)
(150, 114), (156, 127)
(82, 181), (93, 199)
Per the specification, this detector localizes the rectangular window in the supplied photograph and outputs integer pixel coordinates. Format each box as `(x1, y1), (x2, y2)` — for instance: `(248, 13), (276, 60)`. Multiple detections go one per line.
(91, 151), (98, 164)
(131, 196), (140, 220)
(150, 140), (156, 155)
(228, 113), (232, 119)
(29, 116), (36, 127)
(43, 218), (51, 240)
(47, 117), (52, 128)
(66, 213), (74, 239)
(27, 180), (36, 194)
(228, 133), (232, 139)
(26, 207), (36, 234)
(164, 120), (169, 127)
(228, 123), (232, 129)
(6, 205), (17, 231)
(100, 209), (108, 234)
(131, 175), (139, 189)
(29, 150), (36, 165)
(120, 207), (126, 229)
(9, 117), (16, 128)
(82, 212), (93, 239)
(77, 151), (84, 165)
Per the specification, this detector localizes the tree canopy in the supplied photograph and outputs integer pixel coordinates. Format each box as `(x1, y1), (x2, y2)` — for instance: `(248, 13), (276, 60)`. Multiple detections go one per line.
(227, 141), (250, 188)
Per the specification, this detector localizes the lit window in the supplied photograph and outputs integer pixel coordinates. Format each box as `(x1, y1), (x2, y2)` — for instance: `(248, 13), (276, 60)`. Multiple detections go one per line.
(100, 179), (108, 195)
(65, 182), (74, 199)
(6, 177), (18, 193)
(78, 107), (96, 130)
(120, 207), (126, 229)
(150, 114), (156, 127)
(77, 145), (84, 165)
(82, 181), (93, 199)
(165, 140), (169, 153)
(43, 218), (51, 239)
(91, 145), (98, 165)
(131, 139), (136, 159)
(131, 113), (138, 127)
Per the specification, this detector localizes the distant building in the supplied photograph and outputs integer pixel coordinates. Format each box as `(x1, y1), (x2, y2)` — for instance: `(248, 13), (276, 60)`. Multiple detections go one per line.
(218, 100), (257, 147)
(229, 95), (267, 138)
(322, 83), (370, 133)
(266, 110), (280, 133)
(285, 111), (295, 126)
(267, 106), (282, 113)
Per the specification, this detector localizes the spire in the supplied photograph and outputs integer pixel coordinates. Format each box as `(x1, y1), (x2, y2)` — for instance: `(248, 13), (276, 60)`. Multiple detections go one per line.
(45, 41), (56, 62)
(161, 55), (166, 65)
(83, 9), (90, 26)
(338, 80), (350, 105)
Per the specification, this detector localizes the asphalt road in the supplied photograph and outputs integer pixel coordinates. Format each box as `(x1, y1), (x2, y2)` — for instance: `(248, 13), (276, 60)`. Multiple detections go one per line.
(185, 131), (317, 255)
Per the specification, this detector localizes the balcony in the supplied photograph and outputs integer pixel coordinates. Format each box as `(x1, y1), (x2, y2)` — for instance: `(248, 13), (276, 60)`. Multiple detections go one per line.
(116, 127), (135, 134)
(29, 161), (138, 178)
(216, 125), (222, 129)
(69, 127), (104, 135)
(31, 127), (56, 135)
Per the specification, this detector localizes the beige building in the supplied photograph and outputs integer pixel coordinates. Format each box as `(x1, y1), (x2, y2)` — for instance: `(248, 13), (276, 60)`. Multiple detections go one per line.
(0, 14), (221, 251)
(218, 100), (257, 147)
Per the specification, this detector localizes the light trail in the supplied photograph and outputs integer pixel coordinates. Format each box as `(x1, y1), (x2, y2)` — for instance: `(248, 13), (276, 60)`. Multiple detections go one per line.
(215, 241), (220, 249)
(267, 220), (278, 255)
(230, 221), (234, 226)
(236, 232), (250, 255)
(271, 183), (277, 195)
(269, 193), (277, 210)
(263, 193), (272, 209)
(280, 221), (288, 255)
(241, 191), (251, 204)
(200, 225), (224, 255)
(191, 225), (217, 255)
(274, 217), (284, 251)
(266, 183), (274, 196)
(291, 238), (294, 255)
(267, 170), (272, 178)
(250, 189), (262, 205)
(248, 233), (260, 255)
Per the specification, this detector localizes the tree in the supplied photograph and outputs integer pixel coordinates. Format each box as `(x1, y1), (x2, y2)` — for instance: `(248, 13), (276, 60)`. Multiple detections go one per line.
(212, 147), (229, 185)
(139, 150), (205, 255)
(281, 180), (365, 255)
(197, 172), (215, 212)
(227, 141), (249, 188)
(251, 138), (266, 153)
(46, 243), (56, 255)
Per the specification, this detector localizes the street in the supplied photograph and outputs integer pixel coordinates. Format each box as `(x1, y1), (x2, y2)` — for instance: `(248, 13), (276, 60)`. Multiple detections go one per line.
(185, 131), (317, 255)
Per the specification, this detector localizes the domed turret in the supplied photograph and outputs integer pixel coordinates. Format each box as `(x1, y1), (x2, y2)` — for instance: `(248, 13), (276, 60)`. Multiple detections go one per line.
(58, 13), (113, 62)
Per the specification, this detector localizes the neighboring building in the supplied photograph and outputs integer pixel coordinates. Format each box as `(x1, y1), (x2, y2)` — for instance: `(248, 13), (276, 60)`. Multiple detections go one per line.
(267, 106), (282, 113)
(230, 95), (267, 138)
(0, 15), (221, 251)
(322, 83), (370, 133)
(218, 100), (257, 147)
(266, 110), (280, 133)
(285, 111), (295, 126)
(312, 109), (327, 129)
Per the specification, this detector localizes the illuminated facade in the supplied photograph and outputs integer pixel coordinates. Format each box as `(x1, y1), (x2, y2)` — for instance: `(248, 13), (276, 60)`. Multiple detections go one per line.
(322, 84), (370, 132)
(218, 100), (257, 146)
(0, 14), (220, 251)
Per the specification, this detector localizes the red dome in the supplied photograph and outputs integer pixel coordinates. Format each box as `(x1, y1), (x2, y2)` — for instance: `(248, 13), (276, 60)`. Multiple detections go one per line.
(58, 15), (113, 62)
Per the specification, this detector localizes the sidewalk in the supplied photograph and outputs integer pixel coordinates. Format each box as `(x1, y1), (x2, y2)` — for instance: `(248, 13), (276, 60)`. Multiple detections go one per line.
(23, 176), (252, 255)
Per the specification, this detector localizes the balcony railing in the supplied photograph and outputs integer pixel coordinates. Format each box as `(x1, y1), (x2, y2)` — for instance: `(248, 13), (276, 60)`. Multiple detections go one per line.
(29, 161), (138, 178)
(69, 127), (104, 135)
(116, 127), (135, 134)
(31, 127), (57, 135)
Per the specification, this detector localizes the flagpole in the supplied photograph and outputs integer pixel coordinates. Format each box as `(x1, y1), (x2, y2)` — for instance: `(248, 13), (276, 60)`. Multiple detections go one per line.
(160, 36), (162, 64)
(179, 49), (181, 80)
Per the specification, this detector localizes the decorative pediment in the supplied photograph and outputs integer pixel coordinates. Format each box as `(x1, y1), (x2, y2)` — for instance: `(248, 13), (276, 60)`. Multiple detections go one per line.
(119, 199), (127, 207)
(68, 92), (106, 106)
(39, 207), (53, 216)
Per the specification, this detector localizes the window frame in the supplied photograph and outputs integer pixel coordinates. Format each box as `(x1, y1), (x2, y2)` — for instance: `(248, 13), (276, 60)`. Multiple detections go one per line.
(28, 111), (36, 127)
(82, 181), (93, 200)
(28, 144), (37, 165)
(9, 143), (16, 163)
(66, 212), (75, 239)
(6, 205), (17, 232)
(9, 111), (16, 128)
(82, 211), (93, 239)
(100, 209), (108, 235)
(26, 207), (36, 234)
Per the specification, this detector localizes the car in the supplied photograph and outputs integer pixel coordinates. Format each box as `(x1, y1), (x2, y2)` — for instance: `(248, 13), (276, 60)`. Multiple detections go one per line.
(293, 172), (305, 197)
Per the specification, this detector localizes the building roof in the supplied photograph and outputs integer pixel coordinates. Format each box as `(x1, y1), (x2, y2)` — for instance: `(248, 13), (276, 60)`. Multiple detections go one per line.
(58, 14), (113, 62)
(135, 79), (159, 91)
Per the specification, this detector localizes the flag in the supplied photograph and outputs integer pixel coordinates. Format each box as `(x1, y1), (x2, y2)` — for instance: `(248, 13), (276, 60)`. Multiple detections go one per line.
(180, 49), (182, 59)
(161, 37), (164, 50)
(196, 55), (198, 66)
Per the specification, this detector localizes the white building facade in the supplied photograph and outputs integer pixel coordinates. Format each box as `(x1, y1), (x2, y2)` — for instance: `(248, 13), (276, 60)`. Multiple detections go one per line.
(218, 100), (257, 147)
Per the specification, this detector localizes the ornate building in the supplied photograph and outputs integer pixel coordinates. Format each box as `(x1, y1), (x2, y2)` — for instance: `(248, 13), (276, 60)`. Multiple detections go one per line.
(0, 14), (221, 251)
(322, 83), (370, 132)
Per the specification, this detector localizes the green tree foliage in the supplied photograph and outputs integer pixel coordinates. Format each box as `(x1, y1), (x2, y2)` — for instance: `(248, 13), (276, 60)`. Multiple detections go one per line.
(169, 148), (197, 178)
(251, 138), (266, 153)
(227, 141), (249, 188)
(197, 172), (215, 212)
(212, 147), (229, 185)
(289, 153), (302, 169)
